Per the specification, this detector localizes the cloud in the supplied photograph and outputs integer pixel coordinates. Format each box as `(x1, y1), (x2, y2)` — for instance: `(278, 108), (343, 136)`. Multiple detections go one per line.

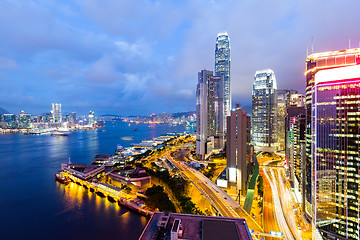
(1, 0), (360, 115)
(0, 56), (17, 69)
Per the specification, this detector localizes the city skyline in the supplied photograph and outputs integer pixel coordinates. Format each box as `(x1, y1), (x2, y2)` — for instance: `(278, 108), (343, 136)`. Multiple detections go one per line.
(1, 1), (360, 115)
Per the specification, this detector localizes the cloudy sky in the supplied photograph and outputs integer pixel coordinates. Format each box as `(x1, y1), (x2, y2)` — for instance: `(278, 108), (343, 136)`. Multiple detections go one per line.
(1, 0), (360, 115)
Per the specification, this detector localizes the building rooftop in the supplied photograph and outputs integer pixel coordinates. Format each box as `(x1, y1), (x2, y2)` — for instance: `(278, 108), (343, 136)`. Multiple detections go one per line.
(139, 212), (252, 240)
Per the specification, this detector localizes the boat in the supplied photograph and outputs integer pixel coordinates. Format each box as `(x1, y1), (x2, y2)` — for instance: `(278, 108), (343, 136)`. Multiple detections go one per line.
(108, 195), (116, 202)
(132, 128), (137, 131)
(55, 171), (70, 184)
(96, 191), (105, 197)
(51, 130), (70, 136)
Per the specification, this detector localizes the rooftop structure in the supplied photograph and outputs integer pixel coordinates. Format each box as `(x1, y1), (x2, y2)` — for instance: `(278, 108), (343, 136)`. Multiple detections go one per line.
(139, 212), (252, 240)
(61, 163), (104, 180)
(108, 168), (151, 189)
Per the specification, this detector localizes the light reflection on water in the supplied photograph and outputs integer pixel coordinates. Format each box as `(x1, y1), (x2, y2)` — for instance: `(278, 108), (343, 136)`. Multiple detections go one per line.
(0, 121), (189, 240)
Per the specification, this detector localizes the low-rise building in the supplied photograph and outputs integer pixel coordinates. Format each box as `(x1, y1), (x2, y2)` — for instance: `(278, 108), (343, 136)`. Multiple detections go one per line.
(108, 168), (151, 190)
(61, 163), (105, 180)
(139, 212), (252, 240)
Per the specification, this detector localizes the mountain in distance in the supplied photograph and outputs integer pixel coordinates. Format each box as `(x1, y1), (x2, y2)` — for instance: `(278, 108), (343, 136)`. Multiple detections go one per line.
(172, 110), (195, 118)
(0, 107), (10, 114)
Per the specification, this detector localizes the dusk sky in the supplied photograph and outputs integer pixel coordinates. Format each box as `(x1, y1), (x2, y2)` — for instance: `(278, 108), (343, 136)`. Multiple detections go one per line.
(1, 0), (360, 116)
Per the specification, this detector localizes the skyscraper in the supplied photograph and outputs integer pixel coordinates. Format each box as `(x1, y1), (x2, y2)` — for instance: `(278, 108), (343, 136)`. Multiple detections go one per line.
(226, 106), (251, 195)
(311, 64), (360, 240)
(51, 103), (62, 123)
(88, 111), (95, 126)
(196, 70), (224, 159)
(277, 89), (298, 150)
(18, 110), (31, 129)
(215, 32), (231, 119)
(305, 48), (360, 219)
(251, 69), (278, 152)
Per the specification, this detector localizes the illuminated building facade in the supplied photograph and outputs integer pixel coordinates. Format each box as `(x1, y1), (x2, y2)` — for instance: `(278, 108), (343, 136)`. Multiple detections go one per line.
(252, 69), (278, 152)
(215, 32), (231, 119)
(311, 64), (360, 240)
(277, 89), (298, 151)
(226, 106), (251, 195)
(305, 48), (360, 219)
(18, 110), (32, 129)
(286, 109), (305, 203)
(3, 114), (16, 128)
(51, 103), (62, 123)
(88, 111), (95, 126)
(196, 70), (224, 159)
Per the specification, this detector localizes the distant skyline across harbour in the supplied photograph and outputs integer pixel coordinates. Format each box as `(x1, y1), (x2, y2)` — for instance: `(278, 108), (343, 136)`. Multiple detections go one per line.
(1, 1), (360, 115)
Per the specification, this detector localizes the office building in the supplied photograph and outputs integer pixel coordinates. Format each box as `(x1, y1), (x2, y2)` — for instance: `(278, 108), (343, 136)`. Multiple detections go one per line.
(277, 89), (298, 150)
(196, 70), (224, 159)
(305, 48), (360, 219)
(310, 64), (360, 240)
(215, 32), (231, 119)
(251, 69), (278, 152)
(51, 103), (62, 123)
(139, 212), (252, 240)
(3, 114), (16, 129)
(88, 111), (95, 126)
(18, 110), (31, 129)
(226, 106), (251, 195)
(286, 109), (305, 204)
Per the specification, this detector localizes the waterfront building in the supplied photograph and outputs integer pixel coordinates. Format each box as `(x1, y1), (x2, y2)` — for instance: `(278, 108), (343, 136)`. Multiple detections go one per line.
(51, 103), (62, 123)
(139, 212), (252, 240)
(310, 64), (360, 240)
(251, 69), (278, 152)
(305, 48), (360, 219)
(3, 114), (16, 129)
(88, 110), (95, 126)
(215, 32), (231, 120)
(226, 105), (252, 195)
(108, 168), (151, 191)
(71, 112), (77, 123)
(18, 110), (32, 129)
(61, 163), (105, 181)
(196, 70), (224, 159)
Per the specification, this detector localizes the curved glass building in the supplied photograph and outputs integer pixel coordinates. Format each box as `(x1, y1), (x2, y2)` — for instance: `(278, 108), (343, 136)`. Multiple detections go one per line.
(215, 32), (231, 119)
(251, 69), (278, 152)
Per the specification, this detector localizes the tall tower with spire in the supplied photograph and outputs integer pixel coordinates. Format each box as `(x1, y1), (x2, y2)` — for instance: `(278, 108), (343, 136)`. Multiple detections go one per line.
(215, 32), (231, 119)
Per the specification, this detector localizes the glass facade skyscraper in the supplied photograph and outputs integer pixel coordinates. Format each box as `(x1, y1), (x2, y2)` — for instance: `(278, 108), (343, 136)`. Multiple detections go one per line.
(311, 64), (360, 240)
(196, 70), (224, 159)
(252, 69), (278, 152)
(305, 48), (360, 220)
(215, 32), (231, 119)
(51, 103), (62, 123)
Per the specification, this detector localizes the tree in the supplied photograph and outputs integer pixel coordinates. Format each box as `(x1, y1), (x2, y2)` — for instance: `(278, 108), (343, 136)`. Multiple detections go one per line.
(145, 185), (176, 212)
(257, 176), (264, 197)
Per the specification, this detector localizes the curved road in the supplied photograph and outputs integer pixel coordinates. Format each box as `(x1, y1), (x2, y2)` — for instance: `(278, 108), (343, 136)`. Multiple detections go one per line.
(166, 152), (263, 233)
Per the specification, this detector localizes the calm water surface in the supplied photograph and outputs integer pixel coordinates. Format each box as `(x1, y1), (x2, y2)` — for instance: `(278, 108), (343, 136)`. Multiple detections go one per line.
(0, 121), (191, 240)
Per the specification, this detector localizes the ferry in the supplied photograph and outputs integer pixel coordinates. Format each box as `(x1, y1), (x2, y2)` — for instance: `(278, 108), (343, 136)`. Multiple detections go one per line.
(55, 171), (70, 184)
(51, 130), (70, 136)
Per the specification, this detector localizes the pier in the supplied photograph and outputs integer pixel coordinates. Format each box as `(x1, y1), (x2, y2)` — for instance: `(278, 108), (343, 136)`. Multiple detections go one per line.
(63, 172), (154, 217)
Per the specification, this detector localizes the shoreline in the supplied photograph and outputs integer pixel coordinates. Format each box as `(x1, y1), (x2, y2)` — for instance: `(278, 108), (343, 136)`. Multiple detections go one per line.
(65, 174), (154, 218)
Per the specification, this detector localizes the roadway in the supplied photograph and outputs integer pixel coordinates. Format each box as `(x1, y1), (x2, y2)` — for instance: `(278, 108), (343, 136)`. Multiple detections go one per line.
(165, 152), (263, 233)
(260, 153), (304, 240)
(263, 167), (295, 240)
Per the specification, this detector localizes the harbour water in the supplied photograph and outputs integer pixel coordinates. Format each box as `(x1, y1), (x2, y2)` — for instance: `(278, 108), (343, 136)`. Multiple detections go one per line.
(0, 121), (191, 240)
